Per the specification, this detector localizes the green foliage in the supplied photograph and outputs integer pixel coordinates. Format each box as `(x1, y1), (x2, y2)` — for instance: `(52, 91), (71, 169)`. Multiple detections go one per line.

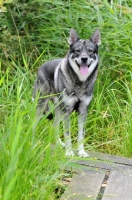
(0, 0), (132, 199)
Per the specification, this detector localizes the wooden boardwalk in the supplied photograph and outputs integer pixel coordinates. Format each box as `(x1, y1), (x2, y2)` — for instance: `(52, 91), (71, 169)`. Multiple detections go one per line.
(61, 151), (132, 200)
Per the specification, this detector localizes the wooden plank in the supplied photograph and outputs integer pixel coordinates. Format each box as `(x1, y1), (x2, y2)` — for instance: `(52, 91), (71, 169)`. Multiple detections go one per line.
(87, 151), (132, 166)
(61, 169), (106, 200)
(102, 169), (132, 200)
(75, 159), (132, 171)
(61, 152), (132, 200)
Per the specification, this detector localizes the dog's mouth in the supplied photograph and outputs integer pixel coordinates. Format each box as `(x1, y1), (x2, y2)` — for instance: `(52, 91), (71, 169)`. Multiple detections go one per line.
(75, 60), (92, 75)
(80, 64), (89, 75)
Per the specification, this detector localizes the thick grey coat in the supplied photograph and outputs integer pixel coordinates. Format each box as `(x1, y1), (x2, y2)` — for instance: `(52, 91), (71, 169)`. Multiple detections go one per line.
(33, 28), (101, 157)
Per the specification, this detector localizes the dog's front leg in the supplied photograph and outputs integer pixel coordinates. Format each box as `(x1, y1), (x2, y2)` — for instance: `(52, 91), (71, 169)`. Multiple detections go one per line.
(63, 113), (74, 157)
(78, 113), (89, 157)
(78, 96), (92, 157)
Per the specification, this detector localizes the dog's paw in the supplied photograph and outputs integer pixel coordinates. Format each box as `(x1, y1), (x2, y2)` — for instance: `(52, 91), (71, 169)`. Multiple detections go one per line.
(66, 150), (74, 157)
(58, 140), (65, 148)
(56, 138), (65, 148)
(61, 142), (65, 148)
(78, 150), (89, 158)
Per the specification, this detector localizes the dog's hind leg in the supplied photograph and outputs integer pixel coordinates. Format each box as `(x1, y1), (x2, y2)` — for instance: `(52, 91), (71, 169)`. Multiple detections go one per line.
(33, 78), (51, 130)
(54, 106), (65, 148)
(32, 98), (49, 132)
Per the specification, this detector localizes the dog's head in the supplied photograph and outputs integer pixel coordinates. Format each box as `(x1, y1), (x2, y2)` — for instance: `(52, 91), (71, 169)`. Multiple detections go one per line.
(68, 28), (101, 77)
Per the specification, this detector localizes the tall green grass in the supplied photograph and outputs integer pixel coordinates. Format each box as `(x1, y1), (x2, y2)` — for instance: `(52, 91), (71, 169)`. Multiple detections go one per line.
(0, 64), (72, 200)
(0, 0), (132, 199)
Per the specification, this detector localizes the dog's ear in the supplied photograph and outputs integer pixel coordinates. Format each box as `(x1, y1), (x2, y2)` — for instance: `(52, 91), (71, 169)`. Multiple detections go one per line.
(91, 29), (101, 46)
(68, 28), (80, 45)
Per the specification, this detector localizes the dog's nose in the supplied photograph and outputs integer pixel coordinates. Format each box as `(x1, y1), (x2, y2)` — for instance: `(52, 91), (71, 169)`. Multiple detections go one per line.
(81, 57), (88, 63)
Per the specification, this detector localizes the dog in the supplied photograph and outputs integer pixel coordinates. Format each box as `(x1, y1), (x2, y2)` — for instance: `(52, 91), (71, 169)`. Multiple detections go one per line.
(33, 28), (101, 157)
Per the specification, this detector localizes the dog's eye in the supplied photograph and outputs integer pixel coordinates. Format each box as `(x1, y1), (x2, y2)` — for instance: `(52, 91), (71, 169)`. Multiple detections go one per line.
(87, 49), (93, 54)
(75, 49), (81, 53)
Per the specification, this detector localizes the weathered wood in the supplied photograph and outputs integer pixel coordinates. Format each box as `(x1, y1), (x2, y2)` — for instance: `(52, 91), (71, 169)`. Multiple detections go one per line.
(60, 151), (132, 200)
(73, 151), (132, 171)
(87, 151), (132, 166)
(61, 169), (106, 200)
(102, 169), (132, 200)
(75, 158), (132, 171)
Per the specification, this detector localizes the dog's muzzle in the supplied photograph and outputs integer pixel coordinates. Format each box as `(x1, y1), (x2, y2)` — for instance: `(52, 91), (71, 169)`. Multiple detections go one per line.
(75, 57), (93, 75)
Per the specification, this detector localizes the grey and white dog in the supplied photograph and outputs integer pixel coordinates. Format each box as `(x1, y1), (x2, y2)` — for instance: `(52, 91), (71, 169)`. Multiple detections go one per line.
(33, 28), (101, 157)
